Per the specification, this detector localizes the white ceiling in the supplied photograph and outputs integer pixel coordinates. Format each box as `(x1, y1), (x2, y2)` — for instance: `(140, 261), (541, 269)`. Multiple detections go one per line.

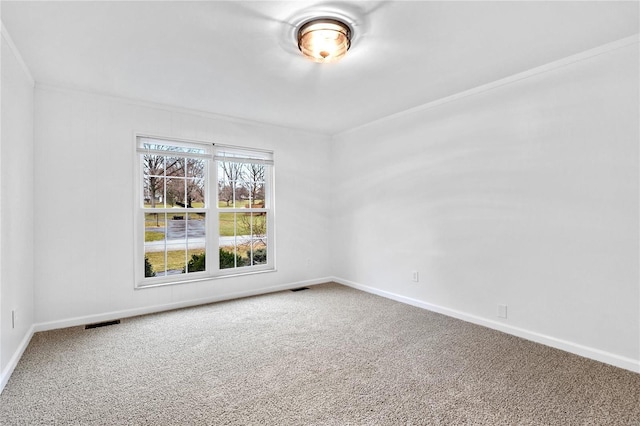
(2, 1), (638, 135)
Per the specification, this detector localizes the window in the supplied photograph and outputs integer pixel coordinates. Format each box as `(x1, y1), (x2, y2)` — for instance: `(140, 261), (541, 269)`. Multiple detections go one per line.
(135, 136), (274, 287)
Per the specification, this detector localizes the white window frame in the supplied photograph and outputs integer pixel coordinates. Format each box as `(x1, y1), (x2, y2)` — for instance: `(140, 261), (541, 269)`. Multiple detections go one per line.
(134, 135), (275, 288)
(213, 144), (275, 277)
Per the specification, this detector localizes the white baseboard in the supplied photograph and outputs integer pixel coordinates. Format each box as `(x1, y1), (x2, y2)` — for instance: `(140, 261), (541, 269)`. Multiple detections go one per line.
(333, 277), (640, 374)
(0, 325), (35, 394)
(33, 277), (332, 333)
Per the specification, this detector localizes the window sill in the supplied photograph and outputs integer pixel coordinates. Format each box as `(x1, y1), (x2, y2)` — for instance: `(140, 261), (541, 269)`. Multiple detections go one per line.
(135, 267), (277, 290)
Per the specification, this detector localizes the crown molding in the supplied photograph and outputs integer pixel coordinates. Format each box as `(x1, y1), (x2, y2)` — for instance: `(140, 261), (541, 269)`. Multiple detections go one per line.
(1, 22), (35, 87)
(336, 34), (640, 137)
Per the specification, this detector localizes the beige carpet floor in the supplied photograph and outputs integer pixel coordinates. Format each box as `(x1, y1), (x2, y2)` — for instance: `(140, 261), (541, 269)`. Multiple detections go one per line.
(1, 282), (639, 425)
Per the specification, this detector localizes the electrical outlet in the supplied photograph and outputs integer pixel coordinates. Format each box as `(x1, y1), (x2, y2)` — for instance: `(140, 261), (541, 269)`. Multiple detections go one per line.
(497, 304), (507, 319)
(411, 271), (419, 282)
(12, 310), (16, 329)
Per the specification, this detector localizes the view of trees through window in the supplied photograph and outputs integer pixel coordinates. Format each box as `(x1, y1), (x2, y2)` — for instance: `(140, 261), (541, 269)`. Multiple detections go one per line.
(142, 142), (207, 277)
(217, 159), (268, 270)
(140, 139), (271, 281)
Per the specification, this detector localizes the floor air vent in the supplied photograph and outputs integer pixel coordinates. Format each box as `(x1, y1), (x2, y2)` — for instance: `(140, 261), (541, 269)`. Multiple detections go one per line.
(85, 319), (120, 329)
(290, 287), (310, 292)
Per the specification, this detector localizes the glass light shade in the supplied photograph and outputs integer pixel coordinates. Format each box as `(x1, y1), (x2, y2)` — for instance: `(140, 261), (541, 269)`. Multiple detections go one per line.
(297, 19), (351, 63)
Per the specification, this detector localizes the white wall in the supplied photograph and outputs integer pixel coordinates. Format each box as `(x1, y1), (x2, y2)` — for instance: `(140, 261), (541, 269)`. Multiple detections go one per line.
(331, 42), (639, 371)
(33, 87), (332, 327)
(0, 28), (35, 385)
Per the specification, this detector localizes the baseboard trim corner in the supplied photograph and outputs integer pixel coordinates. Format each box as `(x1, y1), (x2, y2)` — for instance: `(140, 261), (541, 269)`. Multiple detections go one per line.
(332, 277), (640, 374)
(0, 325), (35, 394)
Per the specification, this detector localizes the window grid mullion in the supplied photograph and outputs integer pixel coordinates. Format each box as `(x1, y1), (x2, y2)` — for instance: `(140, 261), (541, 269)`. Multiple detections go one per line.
(163, 212), (168, 276)
(163, 156), (167, 208)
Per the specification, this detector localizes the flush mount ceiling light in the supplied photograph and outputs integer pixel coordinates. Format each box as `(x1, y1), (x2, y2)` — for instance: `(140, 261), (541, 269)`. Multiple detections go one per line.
(297, 18), (352, 63)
